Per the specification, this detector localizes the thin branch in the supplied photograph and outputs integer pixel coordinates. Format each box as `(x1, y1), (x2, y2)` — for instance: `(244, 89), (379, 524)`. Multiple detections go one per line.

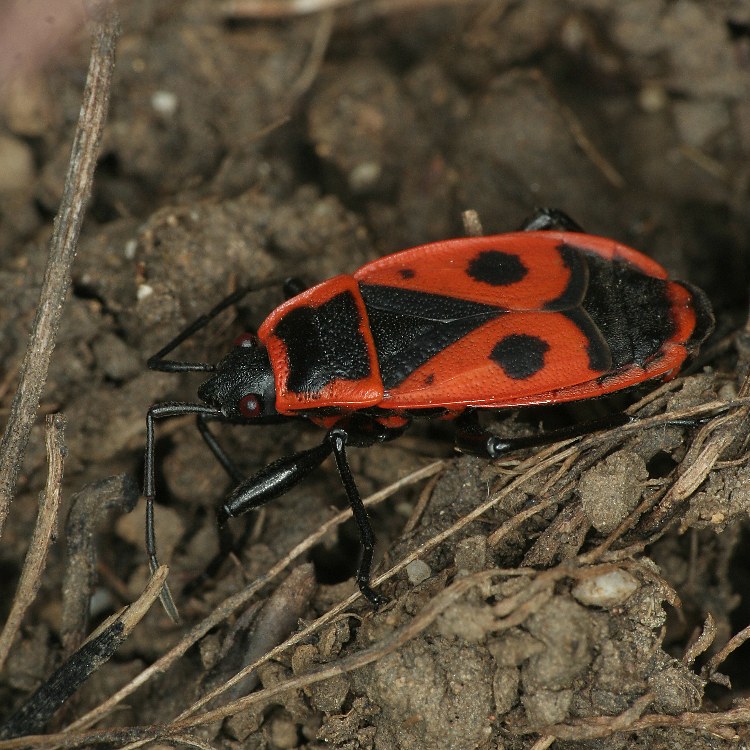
(287, 10), (334, 102)
(61, 475), (139, 655)
(703, 619), (750, 679)
(0, 415), (65, 672)
(0, 567), (168, 741)
(64, 398), (742, 734)
(0, 4), (120, 535)
(0, 570), (502, 749)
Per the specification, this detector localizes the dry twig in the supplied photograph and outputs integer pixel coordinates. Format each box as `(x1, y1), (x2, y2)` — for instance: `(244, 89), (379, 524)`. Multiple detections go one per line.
(61, 475), (139, 655)
(0, 5), (119, 535)
(0, 567), (168, 741)
(0, 415), (66, 672)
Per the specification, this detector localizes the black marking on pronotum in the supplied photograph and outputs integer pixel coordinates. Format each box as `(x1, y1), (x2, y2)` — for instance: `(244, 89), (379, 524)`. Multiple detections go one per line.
(360, 284), (504, 389)
(490, 334), (550, 380)
(466, 250), (528, 287)
(272, 291), (371, 395)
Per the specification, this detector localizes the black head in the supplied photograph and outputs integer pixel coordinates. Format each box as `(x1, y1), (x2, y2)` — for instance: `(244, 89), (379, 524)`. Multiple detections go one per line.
(197, 334), (277, 419)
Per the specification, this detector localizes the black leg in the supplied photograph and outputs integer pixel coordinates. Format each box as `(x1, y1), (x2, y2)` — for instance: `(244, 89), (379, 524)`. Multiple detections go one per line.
(520, 208), (584, 233)
(182, 435), (333, 603)
(197, 411), (306, 485)
(187, 412), (253, 596)
(147, 276), (291, 373)
(215, 427), (391, 607)
(214, 431), (388, 606)
(217, 441), (333, 523)
(328, 428), (388, 608)
(181, 520), (242, 598)
(454, 406), (714, 458)
(145, 402), (223, 620)
(196, 412), (247, 485)
(454, 410), (634, 458)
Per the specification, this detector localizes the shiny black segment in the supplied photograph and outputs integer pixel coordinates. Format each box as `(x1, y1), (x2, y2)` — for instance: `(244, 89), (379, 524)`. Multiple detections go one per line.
(520, 208), (584, 233)
(218, 441), (333, 523)
(544, 243), (589, 311)
(273, 291), (371, 395)
(490, 334), (550, 380)
(198, 345), (277, 418)
(467, 250), (528, 286)
(576, 245), (674, 370)
(360, 284), (504, 389)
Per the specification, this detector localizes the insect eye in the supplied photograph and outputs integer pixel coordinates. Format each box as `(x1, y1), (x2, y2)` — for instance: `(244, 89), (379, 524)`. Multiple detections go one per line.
(234, 332), (258, 348)
(238, 393), (262, 418)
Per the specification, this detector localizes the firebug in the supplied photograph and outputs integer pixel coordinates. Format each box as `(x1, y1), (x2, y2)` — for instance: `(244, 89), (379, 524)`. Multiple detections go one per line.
(144, 208), (713, 611)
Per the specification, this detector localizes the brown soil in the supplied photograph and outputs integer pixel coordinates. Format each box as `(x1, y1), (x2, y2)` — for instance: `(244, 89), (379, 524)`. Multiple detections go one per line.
(1, 2), (749, 749)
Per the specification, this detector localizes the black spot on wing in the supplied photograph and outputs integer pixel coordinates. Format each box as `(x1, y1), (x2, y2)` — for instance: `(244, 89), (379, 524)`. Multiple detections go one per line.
(399, 268), (416, 279)
(467, 250), (528, 286)
(272, 291), (371, 395)
(359, 284), (504, 389)
(490, 334), (550, 380)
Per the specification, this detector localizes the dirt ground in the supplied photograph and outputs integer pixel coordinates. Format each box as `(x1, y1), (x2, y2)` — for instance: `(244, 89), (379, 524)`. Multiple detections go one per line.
(1, 1), (750, 748)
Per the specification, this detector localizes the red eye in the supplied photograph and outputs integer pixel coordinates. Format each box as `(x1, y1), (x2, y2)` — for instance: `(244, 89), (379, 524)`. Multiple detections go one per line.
(239, 393), (261, 418)
(234, 332), (258, 348)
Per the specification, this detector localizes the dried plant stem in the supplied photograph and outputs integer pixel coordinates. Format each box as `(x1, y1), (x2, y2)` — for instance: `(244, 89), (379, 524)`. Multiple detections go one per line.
(0, 415), (65, 672)
(0, 567), (168, 740)
(0, 6), (119, 536)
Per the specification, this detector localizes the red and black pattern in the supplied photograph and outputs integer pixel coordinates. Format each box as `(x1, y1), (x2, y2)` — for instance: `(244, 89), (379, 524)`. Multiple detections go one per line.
(258, 274), (383, 411)
(145, 210), (714, 609)
(256, 231), (711, 414)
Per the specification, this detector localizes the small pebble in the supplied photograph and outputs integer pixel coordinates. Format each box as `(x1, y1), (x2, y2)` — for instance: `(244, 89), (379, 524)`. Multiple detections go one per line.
(151, 90), (179, 117)
(572, 569), (639, 608)
(406, 559), (431, 585)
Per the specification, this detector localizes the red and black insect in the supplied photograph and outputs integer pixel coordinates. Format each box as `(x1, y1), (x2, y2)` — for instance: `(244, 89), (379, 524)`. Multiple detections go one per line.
(144, 209), (713, 608)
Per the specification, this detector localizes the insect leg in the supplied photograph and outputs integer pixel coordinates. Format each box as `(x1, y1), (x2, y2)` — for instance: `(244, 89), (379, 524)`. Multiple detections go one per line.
(328, 428), (388, 608)
(197, 410), (305, 484)
(192, 413), (314, 592)
(520, 208), (584, 233)
(453, 410), (634, 458)
(145, 402), (222, 620)
(455, 407), (715, 458)
(148, 276), (289, 373)
(196, 412), (247, 484)
(217, 441), (333, 523)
